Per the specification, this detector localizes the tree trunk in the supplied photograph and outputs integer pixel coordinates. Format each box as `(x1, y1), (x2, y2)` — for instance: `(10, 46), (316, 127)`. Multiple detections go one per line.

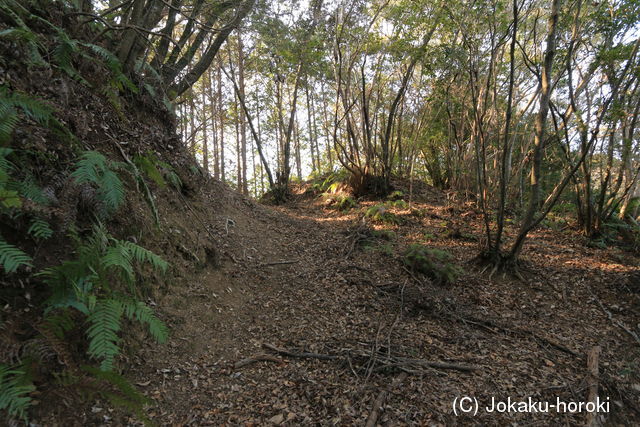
(509, 0), (561, 260)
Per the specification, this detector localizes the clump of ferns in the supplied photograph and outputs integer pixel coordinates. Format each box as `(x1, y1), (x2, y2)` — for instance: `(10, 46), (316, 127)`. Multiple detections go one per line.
(39, 223), (168, 371)
(1, 148), (168, 421)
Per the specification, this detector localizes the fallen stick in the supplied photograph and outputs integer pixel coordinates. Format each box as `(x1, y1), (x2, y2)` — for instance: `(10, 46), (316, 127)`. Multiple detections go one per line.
(262, 343), (339, 360)
(233, 354), (283, 369)
(590, 290), (640, 346)
(256, 259), (300, 267)
(454, 314), (579, 356)
(262, 343), (479, 373)
(394, 357), (479, 372)
(585, 346), (601, 427)
(365, 372), (408, 427)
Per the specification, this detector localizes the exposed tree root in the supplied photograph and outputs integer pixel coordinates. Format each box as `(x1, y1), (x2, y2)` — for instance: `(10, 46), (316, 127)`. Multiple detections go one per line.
(473, 250), (530, 283)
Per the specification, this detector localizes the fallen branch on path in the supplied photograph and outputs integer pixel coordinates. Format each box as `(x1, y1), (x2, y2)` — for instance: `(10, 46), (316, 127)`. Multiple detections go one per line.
(585, 346), (601, 427)
(589, 288), (640, 346)
(233, 353), (284, 369)
(365, 372), (408, 427)
(255, 259), (300, 268)
(262, 342), (479, 374)
(262, 343), (339, 360)
(453, 313), (579, 356)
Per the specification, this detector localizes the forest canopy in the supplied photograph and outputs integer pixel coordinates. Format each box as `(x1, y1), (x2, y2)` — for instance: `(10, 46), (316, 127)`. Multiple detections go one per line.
(170, 0), (640, 263)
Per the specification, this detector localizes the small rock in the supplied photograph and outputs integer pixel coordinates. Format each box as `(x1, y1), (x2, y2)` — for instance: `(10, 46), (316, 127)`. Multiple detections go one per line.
(269, 413), (284, 424)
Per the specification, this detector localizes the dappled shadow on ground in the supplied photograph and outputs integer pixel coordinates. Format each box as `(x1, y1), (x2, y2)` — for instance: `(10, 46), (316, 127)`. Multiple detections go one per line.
(122, 180), (639, 426)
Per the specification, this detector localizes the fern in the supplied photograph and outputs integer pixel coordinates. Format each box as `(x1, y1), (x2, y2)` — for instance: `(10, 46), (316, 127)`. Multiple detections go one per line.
(41, 226), (169, 371)
(71, 151), (125, 216)
(81, 366), (151, 424)
(82, 43), (138, 94)
(0, 26), (45, 66)
(0, 365), (34, 421)
(99, 169), (125, 214)
(0, 237), (32, 274)
(158, 161), (182, 190)
(9, 92), (54, 126)
(0, 87), (55, 144)
(27, 218), (53, 240)
(12, 176), (51, 205)
(0, 189), (21, 209)
(102, 244), (134, 284)
(86, 299), (123, 371)
(121, 241), (168, 272)
(134, 155), (166, 188)
(122, 299), (168, 343)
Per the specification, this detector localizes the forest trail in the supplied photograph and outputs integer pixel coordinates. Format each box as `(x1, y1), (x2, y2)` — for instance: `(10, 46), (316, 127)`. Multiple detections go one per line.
(102, 182), (639, 425)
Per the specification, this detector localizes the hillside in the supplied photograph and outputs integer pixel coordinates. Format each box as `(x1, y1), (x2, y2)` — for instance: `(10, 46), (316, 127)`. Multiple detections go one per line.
(31, 176), (640, 425)
(1, 1), (640, 426)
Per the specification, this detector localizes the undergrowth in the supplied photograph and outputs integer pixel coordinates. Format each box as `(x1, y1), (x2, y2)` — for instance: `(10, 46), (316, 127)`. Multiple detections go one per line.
(403, 244), (463, 285)
(1, 144), (171, 422)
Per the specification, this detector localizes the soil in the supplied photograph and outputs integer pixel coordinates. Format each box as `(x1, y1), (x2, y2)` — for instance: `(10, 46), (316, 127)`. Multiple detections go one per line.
(41, 178), (639, 426)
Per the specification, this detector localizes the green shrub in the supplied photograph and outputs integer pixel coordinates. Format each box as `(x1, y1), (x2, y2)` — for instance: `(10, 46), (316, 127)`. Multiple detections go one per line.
(388, 199), (408, 209)
(403, 244), (463, 285)
(364, 204), (401, 225)
(387, 190), (404, 200)
(309, 169), (349, 194)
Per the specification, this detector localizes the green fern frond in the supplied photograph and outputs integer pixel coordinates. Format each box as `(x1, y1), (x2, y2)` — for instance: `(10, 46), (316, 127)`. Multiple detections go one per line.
(158, 161), (182, 190)
(0, 237), (32, 274)
(52, 32), (88, 85)
(71, 151), (105, 184)
(98, 169), (125, 213)
(0, 88), (54, 144)
(0, 112), (20, 145)
(82, 43), (120, 71)
(86, 299), (123, 371)
(71, 151), (125, 215)
(0, 364), (34, 421)
(42, 310), (75, 339)
(12, 176), (50, 205)
(121, 241), (167, 272)
(101, 244), (134, 283)
(0, 26), (45, 66)
(9, 92), (54, 126)
(0, 147), (14, 172)
(28, 218), (53, 240)
(82, 43), (138, 94)
(134, 155), (166, 188)
(122, 299), (168, 343)
(0, 188), (21, 209)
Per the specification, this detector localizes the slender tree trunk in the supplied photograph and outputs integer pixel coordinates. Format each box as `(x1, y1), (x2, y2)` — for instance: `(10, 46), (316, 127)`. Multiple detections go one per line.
(208, 67), (220, 179)
(509, 0), (561, 260)
(217, 60), (226, 183)
(237, 32), (248, 195)
(493, 0), (519, 255)
(201, 75), (209, 176)
(306, 82), (317, 172)
(189, 88), (197, 159)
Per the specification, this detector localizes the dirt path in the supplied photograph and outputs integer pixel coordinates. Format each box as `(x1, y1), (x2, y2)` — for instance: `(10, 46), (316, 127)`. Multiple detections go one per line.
(121, 186), (639, 426)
